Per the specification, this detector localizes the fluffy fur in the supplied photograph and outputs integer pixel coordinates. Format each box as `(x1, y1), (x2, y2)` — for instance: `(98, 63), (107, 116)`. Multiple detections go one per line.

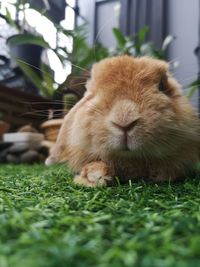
(46, 56), (200, 186)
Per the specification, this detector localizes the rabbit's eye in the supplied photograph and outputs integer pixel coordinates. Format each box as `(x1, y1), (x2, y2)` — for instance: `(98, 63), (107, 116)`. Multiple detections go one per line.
(158, 75), (169, 94)
(159, 77), (166, 92)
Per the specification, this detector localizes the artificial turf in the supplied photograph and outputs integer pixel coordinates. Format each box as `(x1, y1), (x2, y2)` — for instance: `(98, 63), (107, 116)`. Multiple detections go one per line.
(0, 164), (200, 267)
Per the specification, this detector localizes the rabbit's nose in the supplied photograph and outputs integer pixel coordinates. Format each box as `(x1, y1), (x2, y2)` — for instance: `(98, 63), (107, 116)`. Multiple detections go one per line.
(111, 119), (139, 132)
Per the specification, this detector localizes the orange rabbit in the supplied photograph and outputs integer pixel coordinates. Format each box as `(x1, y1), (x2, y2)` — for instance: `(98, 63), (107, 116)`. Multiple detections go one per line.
(46, 56), (200, 187)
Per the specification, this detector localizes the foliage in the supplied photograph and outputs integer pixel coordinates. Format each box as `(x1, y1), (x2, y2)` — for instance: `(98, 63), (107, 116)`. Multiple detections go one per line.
(111, 27), (174, 59)
(17, 60), (55, 98)
(3, 1), (49, 46)
(3, 0), (174, 97)
(0, 164), (200, 267)
(7, 33), (50, 48)
(55, 25), (109, 77)
(67, 26), (174, 76)
(186, 79), (200, 99)
(2, 0), (55, 98)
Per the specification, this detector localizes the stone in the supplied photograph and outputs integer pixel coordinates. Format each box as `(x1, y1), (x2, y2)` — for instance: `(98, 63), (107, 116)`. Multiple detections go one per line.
(3, 133), (44, 143)
(9, 142), (29, 154)
(0, 148), (9, 163)
(0, 142), (13, 152)
(6, 153), (20, 164)
(20, 150), (40, 163)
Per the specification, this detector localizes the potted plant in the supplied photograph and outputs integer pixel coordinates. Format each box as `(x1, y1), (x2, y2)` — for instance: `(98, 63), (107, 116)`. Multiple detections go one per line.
(1, 0), (51, 93)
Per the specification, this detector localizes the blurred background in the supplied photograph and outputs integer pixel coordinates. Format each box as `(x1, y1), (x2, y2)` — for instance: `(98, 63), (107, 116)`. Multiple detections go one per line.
(0, 0), (200, 164)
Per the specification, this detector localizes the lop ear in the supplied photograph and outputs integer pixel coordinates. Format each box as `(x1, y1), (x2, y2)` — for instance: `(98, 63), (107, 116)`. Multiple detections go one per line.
(90, 62), (99, 77)
(85, 63), (100, 91)
(45, 117), (69, 165)
(85, 78), (93, 91)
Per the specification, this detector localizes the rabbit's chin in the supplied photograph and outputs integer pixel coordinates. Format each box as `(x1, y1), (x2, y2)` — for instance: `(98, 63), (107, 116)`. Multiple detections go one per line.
(101, 142), (144, 159)
(101, 139), (173, 160)
(108, 148), (139, 157)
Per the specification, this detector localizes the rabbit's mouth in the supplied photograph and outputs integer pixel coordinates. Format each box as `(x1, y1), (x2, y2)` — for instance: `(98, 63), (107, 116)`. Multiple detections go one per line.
(107, 137), (141, 156)
(116, 133), (141, 152)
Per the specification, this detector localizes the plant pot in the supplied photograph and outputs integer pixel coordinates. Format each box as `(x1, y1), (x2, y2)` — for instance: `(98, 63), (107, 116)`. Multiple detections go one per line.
(7, 34), (44, 94)
(41, 119), (63, 142)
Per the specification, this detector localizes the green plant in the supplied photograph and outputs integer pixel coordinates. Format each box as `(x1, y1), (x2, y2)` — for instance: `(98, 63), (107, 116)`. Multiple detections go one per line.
(2, 0), (49, 46)
(0, 0), (55, 97)
(111, 27), (174, 59)
(68, 26), (174, 75)
(17, 60), (55, 98)
(186, 79), (200, 99)
(55, 25), (109, 77)
(2, 0), (175, 99)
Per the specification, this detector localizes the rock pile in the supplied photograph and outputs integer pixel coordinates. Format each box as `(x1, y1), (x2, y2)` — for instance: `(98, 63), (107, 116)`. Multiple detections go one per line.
(0, 126), (49, 164)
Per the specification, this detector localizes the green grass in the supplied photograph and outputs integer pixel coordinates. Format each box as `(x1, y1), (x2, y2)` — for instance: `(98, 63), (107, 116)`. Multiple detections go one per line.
(0, 164), (200, 267)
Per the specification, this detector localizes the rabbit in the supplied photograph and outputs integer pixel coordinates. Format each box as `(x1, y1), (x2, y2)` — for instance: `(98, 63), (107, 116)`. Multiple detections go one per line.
(46, 55), (200, 187)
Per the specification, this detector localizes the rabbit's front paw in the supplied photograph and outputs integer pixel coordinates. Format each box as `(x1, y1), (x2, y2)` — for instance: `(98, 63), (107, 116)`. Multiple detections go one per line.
(74, 161), (113, 187)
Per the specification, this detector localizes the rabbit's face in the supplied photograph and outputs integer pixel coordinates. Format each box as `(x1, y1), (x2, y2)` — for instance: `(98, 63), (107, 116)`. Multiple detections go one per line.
(69, 56), (184, 159)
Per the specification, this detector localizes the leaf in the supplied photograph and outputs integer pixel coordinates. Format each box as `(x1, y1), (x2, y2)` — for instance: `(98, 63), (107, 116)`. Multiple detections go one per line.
(41, 63), (55, 97)
(140, 43), (155, 56)
(17, 59), (52, 98)
(186, 79), (200, 98)
(56, 26), (75, 37)
(7, 34), (50, 49)
(112, 28), (126, 48)
(5, 7), (19, 29)
(138, 26), (149, 44)
(92, 44), (109, 61)
(161, 35), (175, 51)
(187, 85), (198, 99)
(134, 26), (149, 54)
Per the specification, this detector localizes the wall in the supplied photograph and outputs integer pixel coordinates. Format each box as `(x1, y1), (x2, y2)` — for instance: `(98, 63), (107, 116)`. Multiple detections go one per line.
(167, 0), (199, 110)
(77, 0), (121, 47)
(76, 0), (95, 46)
(95, 0), (121, 48)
